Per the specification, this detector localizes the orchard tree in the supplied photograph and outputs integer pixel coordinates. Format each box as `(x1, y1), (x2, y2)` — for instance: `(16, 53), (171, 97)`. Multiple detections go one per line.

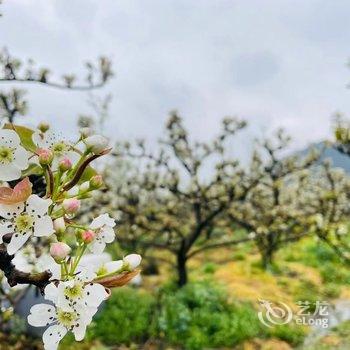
(0, 48), (113, 122)
(303, 161), (350, 262)
(334, 117), (350, 156)
(229, 130), (320, 269)
(105, 112), (258, 286)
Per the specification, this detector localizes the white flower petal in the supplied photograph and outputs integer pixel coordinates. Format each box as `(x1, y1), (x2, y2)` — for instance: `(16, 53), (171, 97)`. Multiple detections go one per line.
(73, 322), (87, 342)
(34, 216), (54, 237)
(83, 283), (108, 308)
(79, 252), (112, 270)
(105, 260), (123, 274)
(0, 130), (20, 146)
(44, 283), (59, 303)
(88, 240), (106, 254)
(124, 254), (142, 269)
(13, 250), (32, 273)
(0, 163), (22, 182)
(32, 130), (57, 149)
(89, 213), (115, 229)
(27, 194), (52, 216)
(0, 221), (14, 242)
(75, 265), (96, 282)
(0, 203), (24, 219)
(83, 306), (98, 322)
(13, 146), (29, 169)
(28, 303), (56, 327)
(38, 255), (61, 280)
(100, 226), (115, 243)
(43, 324), (67, 350)
(7, 231), (31, 255)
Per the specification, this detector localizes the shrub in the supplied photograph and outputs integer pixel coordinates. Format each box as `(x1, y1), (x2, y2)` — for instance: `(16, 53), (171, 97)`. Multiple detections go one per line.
(62, 281), (308, 349)
(156, 281), (265, 350)
(293, 280), (320, 312)
(323, 283), (341, 298)
(268, 323), (307, 346)
(202, 262), (218, 274)
(320, 264), (350, 284)
(87, 287), (155, 345)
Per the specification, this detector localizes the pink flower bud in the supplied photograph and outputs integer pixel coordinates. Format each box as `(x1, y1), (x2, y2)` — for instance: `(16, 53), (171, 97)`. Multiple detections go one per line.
(37, 148), (53, 165)
(90, 175), (103, 189)
(53, 217), (66, 234)
(85, 135), (109, 154)
(81, 230), (95, 243)
(123, 254), (142, 270)
(62, 198), (81, 214)
(50, 242), (71, 261)
(59, 157), (72, 172)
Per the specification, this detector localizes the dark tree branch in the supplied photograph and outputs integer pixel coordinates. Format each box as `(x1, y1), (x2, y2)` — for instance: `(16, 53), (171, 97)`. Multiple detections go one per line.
(0, 245), (51, 292)
(0, 78), (107, 91)
(187, 236), (255, 258)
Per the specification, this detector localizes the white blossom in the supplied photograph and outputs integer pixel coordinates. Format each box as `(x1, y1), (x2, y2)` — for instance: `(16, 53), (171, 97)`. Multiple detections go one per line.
(12, 250), (61, 284)
(44, 267), (108, 311)
(0, 194), (54, 254)
(0, 129), (29, 181)
(84, 135), (109, 154)
(123, 254), (142, 270)
(88, 214), (116, 254)
(95, 259), (123, 276)
(32, 130), (78, 170)
(28, 303), (95, 350)
(94, 254), (141, 277)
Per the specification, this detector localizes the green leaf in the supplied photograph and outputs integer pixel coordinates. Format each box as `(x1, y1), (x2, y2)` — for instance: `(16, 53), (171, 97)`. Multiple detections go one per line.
(21, 163), (43, 177)
(4, 124), (36, 152)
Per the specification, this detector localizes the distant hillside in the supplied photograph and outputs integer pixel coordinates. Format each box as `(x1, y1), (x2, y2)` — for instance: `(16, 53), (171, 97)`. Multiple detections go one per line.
(299, 142), (350, 173)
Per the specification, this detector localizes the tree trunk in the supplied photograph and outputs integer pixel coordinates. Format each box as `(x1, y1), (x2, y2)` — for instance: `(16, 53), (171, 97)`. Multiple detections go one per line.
(259, 233), (276, 270)
(261, 249), (274, 270)
(176, 252), (188, 287)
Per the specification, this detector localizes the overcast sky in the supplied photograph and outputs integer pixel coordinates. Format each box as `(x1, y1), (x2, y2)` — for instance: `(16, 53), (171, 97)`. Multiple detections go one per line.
(1, 0), (350, 159)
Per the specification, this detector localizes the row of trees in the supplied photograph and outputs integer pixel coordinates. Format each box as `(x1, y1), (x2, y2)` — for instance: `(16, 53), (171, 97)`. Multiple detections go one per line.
(86, 113), (350, 286)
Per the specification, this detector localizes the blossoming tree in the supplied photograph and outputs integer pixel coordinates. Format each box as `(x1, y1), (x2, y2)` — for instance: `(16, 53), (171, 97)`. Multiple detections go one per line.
(303, 161), (350, 261)
(0, 122), (141, 349)
(103, 112), (258, 286)
(0, 48), (113, 123)
(228, 130), (320, 268)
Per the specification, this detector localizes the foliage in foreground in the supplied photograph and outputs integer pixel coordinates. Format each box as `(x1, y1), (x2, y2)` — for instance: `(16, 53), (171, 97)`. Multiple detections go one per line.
(61, 282), (307, 350)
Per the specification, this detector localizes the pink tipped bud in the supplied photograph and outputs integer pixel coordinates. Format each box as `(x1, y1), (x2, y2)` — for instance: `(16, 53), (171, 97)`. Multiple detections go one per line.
(50, 242), (71, 261)
(90, 175), (103, 189)
(53, 217), (66, 234)
(62, 198), (81, 214)
(123, 254), (142, 270)
(38, 122), (50, 133)
(81, 230), (95, 243)
(85, 135), (109, 154)
(59, 157), (72, 172)
(37, 148), (53, 165)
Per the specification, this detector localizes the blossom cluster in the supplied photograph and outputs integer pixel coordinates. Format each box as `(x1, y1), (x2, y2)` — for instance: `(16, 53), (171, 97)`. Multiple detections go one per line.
(0, 123), (141, 349)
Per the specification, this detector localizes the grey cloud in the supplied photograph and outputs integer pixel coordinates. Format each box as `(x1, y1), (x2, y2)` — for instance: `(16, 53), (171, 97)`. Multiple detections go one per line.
(232, 52), (280, 87)
(1, 0), (350, 160)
